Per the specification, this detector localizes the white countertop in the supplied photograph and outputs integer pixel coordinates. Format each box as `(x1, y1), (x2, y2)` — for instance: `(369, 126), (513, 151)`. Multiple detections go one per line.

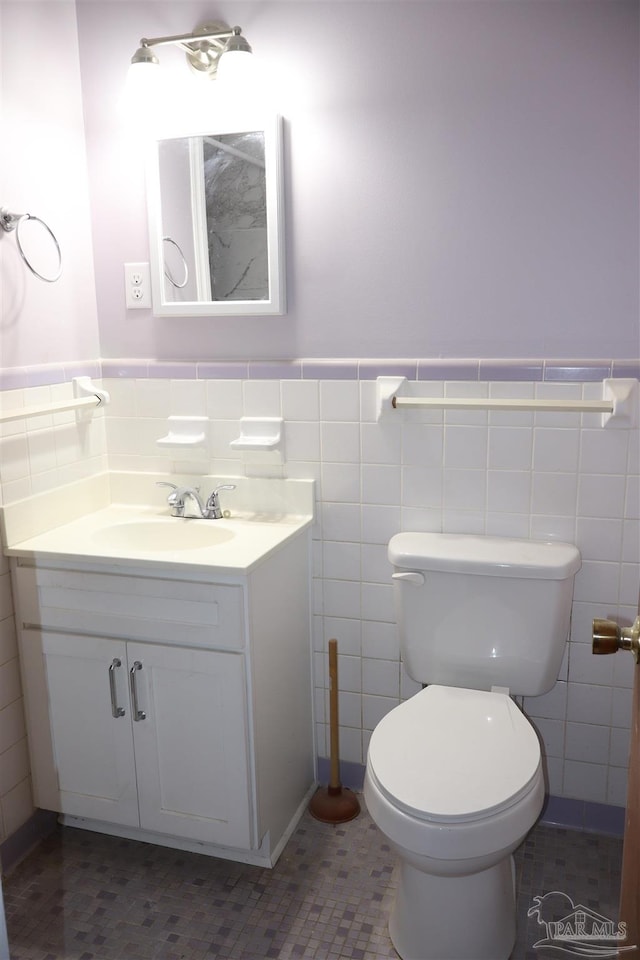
(1, 473), (315, 576)
(4, 503), (312, 575)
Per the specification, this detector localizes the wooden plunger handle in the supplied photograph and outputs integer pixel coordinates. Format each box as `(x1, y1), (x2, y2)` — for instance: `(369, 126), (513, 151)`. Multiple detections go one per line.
(328, 639), (340, 790)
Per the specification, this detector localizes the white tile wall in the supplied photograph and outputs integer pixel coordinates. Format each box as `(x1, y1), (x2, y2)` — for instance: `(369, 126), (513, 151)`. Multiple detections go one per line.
(0, 374), (638, 826)
(0, 381), (108, 839)
(0, 382), (108, 505)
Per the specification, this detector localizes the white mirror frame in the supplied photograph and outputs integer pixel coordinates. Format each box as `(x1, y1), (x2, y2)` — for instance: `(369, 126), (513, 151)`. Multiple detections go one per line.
(146, 114), (285, 317)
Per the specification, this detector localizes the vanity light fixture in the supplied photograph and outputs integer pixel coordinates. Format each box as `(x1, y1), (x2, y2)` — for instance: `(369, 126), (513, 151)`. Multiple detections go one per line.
(129, 21), (252, 83)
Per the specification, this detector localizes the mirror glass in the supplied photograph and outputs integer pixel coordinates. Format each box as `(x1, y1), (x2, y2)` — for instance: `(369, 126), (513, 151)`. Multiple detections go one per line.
(146, 115), (285, 316)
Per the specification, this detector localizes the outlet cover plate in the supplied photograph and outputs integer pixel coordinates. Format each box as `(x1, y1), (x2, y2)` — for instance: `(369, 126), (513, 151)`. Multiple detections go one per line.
(124, 262), (151, 309)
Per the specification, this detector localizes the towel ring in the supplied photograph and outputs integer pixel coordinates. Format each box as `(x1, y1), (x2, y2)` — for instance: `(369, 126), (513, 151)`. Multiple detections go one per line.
(162, 236), (189, 289)
(0, 208), (62, 283)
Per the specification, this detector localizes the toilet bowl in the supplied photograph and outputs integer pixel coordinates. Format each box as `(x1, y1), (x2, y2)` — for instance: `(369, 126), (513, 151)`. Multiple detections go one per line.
(367, 531), (580, 960)
(365, 685), (545, 960)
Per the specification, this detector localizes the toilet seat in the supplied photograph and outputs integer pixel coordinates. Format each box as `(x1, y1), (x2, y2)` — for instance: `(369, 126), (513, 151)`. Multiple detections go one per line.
(367, 685), (541, 824)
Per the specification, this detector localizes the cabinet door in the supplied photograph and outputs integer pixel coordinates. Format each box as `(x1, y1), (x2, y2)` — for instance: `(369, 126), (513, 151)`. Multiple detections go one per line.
(128, 643), (252, 849)
(41, 633), (139, 826)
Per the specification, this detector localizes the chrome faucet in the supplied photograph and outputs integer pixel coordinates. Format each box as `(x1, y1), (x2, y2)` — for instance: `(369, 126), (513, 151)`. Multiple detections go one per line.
(204, 484), (237, 519)
(156, 482), (236, 519)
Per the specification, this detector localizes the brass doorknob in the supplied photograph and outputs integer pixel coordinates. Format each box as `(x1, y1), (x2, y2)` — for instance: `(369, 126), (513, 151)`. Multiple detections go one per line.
(592, 616), (640, 662)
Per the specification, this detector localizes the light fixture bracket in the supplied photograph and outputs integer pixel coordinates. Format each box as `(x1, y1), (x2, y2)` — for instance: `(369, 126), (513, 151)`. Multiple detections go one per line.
(184, 22), (233, 79)
(130, 21), (251, 83)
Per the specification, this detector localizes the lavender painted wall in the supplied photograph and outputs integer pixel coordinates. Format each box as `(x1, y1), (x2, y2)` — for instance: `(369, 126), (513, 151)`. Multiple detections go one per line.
(75, 0), (639, 362)
(0, 0), (100, 369)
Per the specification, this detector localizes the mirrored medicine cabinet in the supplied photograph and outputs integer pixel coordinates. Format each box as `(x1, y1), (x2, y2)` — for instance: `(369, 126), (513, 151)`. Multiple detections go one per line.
(146, 114), (285, 317)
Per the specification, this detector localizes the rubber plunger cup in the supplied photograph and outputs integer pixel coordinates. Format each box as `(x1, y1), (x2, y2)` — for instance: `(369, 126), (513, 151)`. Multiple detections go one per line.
(309, 639), (361, 823)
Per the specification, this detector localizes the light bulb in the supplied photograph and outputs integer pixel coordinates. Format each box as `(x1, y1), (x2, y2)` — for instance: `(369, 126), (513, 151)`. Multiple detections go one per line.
(120, 58), (165, 134)
(216, 49), (256, 88)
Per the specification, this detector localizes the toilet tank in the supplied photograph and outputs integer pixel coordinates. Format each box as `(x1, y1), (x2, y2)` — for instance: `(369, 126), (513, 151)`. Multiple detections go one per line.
(389, 532), (581, 697)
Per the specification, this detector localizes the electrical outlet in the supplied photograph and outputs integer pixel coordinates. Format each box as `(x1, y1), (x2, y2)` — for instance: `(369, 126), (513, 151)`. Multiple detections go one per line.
(124, 262), (151, 309)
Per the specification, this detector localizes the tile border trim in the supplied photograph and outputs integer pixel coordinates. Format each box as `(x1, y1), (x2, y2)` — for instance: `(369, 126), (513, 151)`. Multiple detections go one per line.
(0, 809), (58, 874)
(317, 758), (626, 837)
(1, 358), (638, 390)
(540, 793), (626, 837)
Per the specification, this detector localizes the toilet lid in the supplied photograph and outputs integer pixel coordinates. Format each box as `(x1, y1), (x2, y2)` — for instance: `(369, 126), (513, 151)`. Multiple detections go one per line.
(367, 685), (541, 823)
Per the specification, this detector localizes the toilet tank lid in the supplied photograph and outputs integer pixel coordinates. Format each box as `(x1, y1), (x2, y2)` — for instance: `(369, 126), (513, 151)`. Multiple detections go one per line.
(389, 532), (581, 580)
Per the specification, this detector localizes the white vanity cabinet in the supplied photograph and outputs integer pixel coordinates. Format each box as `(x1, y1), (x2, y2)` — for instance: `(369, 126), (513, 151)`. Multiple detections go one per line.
(11, 530), (313, 867)
(27, 632), (251, 848)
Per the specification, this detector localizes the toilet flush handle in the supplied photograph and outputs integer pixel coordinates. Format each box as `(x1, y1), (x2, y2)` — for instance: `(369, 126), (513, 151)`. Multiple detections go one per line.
(392, 572), (425, 586)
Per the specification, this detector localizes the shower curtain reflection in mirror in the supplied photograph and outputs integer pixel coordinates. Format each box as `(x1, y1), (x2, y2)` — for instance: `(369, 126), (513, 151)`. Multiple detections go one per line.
(147, 116), (284, 317)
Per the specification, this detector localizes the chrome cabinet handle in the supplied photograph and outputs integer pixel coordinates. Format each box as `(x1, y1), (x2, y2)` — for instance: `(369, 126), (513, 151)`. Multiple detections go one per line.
(129, 661), (146, 721)
(108, 658), (125, 718)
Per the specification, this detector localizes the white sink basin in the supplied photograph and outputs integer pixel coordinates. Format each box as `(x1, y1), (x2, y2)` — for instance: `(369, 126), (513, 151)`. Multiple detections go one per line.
(89, 518), (236, 552)
(2, 478), (315, 573)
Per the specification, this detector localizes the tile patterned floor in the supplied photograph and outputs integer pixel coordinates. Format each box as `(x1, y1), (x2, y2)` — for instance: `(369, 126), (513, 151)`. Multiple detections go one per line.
(3, 797), (623, 960)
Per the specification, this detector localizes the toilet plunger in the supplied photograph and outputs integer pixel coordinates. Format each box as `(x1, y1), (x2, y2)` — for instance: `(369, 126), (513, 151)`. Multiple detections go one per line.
(309, 639), (361, 823)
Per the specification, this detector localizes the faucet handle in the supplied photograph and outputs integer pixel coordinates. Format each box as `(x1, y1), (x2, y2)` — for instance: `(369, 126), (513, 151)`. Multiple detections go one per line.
(205, 483), (236, 519)
(212, 483), (236, 496)
(156, 481), (184, 516)
(156, 481), (177, 499)
(156, 482), (200, 491)
(156, 480), (179, 502)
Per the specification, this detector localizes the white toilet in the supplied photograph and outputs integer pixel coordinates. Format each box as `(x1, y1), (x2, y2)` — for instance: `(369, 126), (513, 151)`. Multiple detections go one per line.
(364, 531), (581, 960)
